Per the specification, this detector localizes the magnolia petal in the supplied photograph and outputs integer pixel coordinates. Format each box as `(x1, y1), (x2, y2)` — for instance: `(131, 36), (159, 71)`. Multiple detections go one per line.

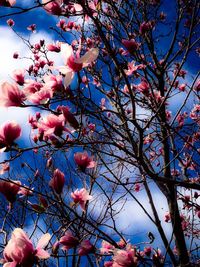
(3, 262), (17, 267)
(74, 3), (83, 12)
(76, 48), (99, 65)
(57, 66), (71, 75)
(35, 248), (50, 259)
(60, 43), (73, 64)
(64, 71), (74, 87)
(37, 233), (51, 249)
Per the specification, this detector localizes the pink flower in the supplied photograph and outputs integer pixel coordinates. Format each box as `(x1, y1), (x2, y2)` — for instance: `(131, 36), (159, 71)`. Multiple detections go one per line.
(60, 105), (79, 129)
(122, 39), (140, 53)
(71, 188), (92, 211)
(7, 18), (14, 27)
(0, 0), (16, 7)
(112, 246), (138, 267)
(58, 43), (99, 87)
(74, 151), (96, 171)
(0, 163), (10, 175)
(59, 231), (79, 250)
(137, 80), (150, 95)
(12, 69), (26, 85)
(139, 21), (151, 35)
(27, 87), (53, 105)
(0, 180), (21, 203)
(37, 114), (66, 137)
(47, 43), (61, 52)
(2, 228), (51, 267)
(0, 82), (26, 107)
(44, 75), (63, 92)
(100, 240), (114, 254)
(78, 240), (95, 256)
(42, 0), (62, 15)
(0, 121), (21, 148)
(49, 168), (65, 194)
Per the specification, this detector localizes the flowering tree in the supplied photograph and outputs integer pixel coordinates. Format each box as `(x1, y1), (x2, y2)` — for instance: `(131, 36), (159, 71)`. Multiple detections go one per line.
(0, 0), (199, 266)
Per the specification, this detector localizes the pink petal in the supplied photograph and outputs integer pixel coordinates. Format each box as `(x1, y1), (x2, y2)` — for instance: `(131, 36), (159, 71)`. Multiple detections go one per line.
(37, 233), (51, 249)
(76, 48), (99, 65)
(60, 43), (73, 64)
(3, 262), (17, 267)
(64, 71), (74, 87)
(35, 248), (50, 259)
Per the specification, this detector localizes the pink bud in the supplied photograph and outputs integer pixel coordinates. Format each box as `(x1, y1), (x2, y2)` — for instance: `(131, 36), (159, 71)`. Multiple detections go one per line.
(49, 168), (65, 194)
(59, 231), (79, 250)
(78, 240), (95, 256)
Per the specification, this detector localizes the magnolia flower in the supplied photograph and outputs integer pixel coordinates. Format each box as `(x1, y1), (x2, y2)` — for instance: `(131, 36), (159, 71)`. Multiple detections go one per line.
(42, 0), (62, 15)
(78, 240), (95, 256)
(71, 188), (92, 211)
(12, 69), (26, 85)
(59, 231), (79, 250)
(37, 114), (66, 137)
(112, 246), (138, 267)
(58, 43), (99, 87)
(0, 121), (22, 149)
(122, 39), (140, 53)
(44, 75), (63, 92)
(49, 168), (65, 194)
(2, 228), (51, 267)
(100, 240), (114, 254)
(60, 106), (79, 129)
(0, 82), (26, 107)
(74, 151), (96, 171)
(0, 180), (21, 203)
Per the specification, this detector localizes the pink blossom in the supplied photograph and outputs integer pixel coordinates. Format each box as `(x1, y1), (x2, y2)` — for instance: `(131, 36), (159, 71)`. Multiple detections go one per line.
(12, 69), (26, 85)
(0, 180), (21, 203)
(60, 105), (79, 129)
(18, 185), (33, 197)
(100, 240), (114, 254)
(71, 188), (92, 211)
(47, 43), (61, 52)
(27, 87), (53, 104)
(122, 39), (140, 53)
(27, 24), (36, 32)
(112, 246), (138, 267)
(44, 74), (63, 92)
(37, 114), (66, 137)
(2, 228), (51, 267)
(42, 0), (62, 15)
(59, 231), (79, 250)
(139, 22), (151, 35)
(125, 61), (145, 76)
(7, 18), (14, 27)
(49, 168), (65, 194)
(0, 82), (26, 107)
(0, 163), (10, 175)
(0, 0), (16, 6)
(0, 121), (21, 148)
(58, 43), (99, 87)
(78, 240), (95, 256)
(137, 80), (150, 95)
(74, 151), (96, 171)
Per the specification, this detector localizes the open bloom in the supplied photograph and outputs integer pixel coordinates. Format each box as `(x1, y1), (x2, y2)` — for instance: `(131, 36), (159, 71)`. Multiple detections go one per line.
(71, 188), (92, 211)
(49, 168), (65, 194)
(74, 151), (96, 171)
(0, 180), (21, 203)
(59, 231), (79, 250)
(78, 240), (95, 256)
(112, 246), (138, 267)
(42, 0), (62, 15)
(58, 43), (99, 87)
(2, 228), (51, 267)
(0, 121), (21, 149)
(0, 82), (26, 107)
(12, 69), (26, 85)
